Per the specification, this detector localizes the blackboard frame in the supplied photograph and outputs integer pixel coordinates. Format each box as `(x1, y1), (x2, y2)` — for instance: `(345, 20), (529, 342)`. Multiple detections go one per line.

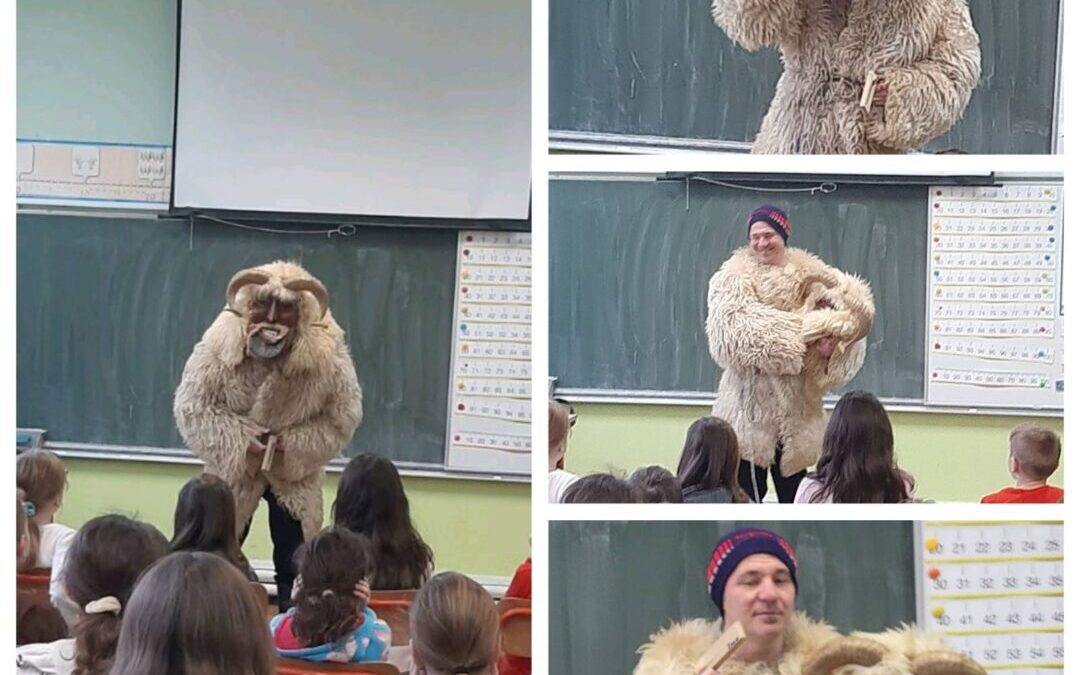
(15, 210), (531, 482)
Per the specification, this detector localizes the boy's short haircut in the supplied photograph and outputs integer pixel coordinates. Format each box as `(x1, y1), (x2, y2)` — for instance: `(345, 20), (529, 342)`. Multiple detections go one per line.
(561, 473), (640, 504)
(1009, 424), (1061, 481)
(628, 465), (683, 503)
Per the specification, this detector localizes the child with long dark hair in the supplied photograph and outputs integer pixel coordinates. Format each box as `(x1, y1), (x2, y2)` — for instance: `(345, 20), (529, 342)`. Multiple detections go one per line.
(110, 551), (275, 675)
(269, 527), (391, 663)
(676, 417), (749, 503)
(795, 390), (915, 503)
(16, 514), (169, 675)
(332, 453), (433, 590)
(170, 473), (256, 580)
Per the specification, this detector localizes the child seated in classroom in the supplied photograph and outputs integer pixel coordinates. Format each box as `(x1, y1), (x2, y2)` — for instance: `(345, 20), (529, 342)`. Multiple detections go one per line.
(411, 572), (500, 675)
(794, 391), (916, 503)
(16, 514), (169, 675)
(332, 453), (434, 590)
(170, 473), (257, 580)
(269, 527), (391, 663)
(16, 493), (68, 647)
(16, 450), (77, 623)
(561, 472), (641, 503)
(548, 399), (579, 502)
(675, 417), (748, 503)
(111, 551), (276, 675)
(981, 424), (1064, 503)
(628, 465), (683, 503)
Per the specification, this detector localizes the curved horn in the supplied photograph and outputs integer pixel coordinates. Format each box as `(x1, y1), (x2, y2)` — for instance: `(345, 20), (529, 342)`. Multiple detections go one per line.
(226, 270), (271, 313)
(803, 637), (888, 675)
(283, 277), (329, 319)
(910, 651), (986, 675)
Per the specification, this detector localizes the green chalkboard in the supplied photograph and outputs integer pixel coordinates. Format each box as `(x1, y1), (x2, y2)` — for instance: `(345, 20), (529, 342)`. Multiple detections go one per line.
(549, 177), (928, 400)
(16, 213), (457, 465)
(549, 0), (1060, 154)
(549, 521), (916, 675)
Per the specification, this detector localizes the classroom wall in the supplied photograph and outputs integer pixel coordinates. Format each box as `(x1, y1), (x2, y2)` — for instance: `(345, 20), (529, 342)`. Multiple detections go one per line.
(16, 0), (177, 144)
(56, 458), (530, 578)
(563, 403), (1064, 503)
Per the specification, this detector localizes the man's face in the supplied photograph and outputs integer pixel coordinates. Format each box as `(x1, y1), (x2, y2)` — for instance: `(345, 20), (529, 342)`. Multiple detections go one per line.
(247, 297), (300, 359)
(722, 554), (795, 639)
(749, 221), (786, 266)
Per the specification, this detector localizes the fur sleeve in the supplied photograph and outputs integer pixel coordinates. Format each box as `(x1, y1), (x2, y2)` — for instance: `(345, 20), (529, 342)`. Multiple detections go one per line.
(174, 341), (266, 484)
(820, 336), (868, 391)
(272, 348), (363, 483)
(710, 0), (806, 51)
(866, 0), (981, 150)
(706, 262), (806, 375)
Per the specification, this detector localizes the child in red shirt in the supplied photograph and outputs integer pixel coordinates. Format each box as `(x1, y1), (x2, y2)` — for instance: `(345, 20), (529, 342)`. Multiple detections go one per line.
(498, 556), (531, 675)
(981, 424), (1063, 503)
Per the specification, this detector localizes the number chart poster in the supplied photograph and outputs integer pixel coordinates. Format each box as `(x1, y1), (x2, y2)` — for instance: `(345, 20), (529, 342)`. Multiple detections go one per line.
(916, 522), (1063, 673)
(925, 184), (1063, 410)
(445, 230), (531, 475)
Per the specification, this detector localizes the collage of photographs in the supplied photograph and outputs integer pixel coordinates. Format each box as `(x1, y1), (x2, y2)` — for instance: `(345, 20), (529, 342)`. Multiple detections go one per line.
(10, 1), (1067, 674)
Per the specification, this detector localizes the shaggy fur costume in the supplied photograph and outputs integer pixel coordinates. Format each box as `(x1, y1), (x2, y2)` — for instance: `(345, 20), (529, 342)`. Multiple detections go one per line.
(174, 261), (362, 540)
(706, 247), (874, 477)
(633, 612), (980, 675)
(712, 0), (981, 153)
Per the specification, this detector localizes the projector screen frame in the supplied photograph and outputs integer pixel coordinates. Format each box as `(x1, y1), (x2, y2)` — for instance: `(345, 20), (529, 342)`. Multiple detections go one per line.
(168, 0), (532, 221)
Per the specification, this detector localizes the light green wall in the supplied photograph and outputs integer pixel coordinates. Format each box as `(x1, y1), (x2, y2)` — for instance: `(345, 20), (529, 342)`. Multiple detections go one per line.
(17, 0), (176, 144)
(56, 458), (529, 578)
(564, 403), (1064, 503)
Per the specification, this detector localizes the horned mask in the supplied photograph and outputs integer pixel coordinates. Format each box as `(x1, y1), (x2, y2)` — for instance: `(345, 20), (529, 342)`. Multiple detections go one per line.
(225, 264), (329, 360)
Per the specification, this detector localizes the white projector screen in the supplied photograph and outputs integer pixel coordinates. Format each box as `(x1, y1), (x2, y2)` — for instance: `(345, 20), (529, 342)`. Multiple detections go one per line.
(173, 0), (530, 220)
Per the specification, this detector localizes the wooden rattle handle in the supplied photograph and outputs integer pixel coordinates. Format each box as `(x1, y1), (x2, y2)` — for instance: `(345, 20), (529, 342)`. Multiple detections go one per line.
(260, 434), (277, 473)
(695, 621), (747, 674)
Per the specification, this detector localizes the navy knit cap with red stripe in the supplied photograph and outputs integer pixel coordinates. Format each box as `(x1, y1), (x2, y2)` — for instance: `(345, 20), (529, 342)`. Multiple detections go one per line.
(747, 204), (792, 243)
(706, 527), (798, 615)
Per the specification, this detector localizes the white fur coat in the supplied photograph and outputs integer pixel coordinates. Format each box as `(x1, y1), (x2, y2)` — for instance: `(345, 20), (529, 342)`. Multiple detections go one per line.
(174, 262), (362, 540)
(706, 247), (874, 476)
(712, 0), (981, 153)
(633, 612), (978, 675)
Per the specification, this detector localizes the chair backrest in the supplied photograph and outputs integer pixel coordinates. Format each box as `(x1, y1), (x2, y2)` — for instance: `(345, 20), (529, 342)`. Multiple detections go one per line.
(369, 589), (417, 647)
(496, 597), (531, 658)
(250, 581), (273, 619)
(275, 657), (400, 674)
(16, 567), (51, 603)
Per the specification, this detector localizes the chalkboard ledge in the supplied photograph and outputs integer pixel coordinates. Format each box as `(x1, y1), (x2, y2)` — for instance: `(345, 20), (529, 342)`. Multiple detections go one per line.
(28, 439), (531, 484)
(549, 130), (752, 154)
(553, 390), (1063, 418)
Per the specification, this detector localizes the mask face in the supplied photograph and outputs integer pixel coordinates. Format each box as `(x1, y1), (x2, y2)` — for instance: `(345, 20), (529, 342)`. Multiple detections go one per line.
(246, 297), (299, 359)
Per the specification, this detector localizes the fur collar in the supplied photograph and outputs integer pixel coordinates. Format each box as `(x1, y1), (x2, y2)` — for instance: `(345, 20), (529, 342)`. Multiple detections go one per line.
(634, 612), (842, 675)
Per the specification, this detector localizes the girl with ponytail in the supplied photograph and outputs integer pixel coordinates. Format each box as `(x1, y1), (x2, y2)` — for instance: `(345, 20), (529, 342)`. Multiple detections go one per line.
(16, 514), (168, 675)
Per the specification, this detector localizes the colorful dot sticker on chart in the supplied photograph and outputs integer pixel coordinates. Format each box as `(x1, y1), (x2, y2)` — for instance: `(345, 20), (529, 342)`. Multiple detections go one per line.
(931, 606), (945, 619)
(925, 537), (939, 552)
(928, 567), (941, 580)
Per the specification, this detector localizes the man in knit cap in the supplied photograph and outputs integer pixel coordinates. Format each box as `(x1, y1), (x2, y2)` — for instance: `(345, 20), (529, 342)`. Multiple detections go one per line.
(706, 205), (875, 502)
(634, 527), (986, 675)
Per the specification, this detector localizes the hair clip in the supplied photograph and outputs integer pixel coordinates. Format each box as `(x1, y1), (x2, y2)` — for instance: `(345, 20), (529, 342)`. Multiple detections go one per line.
(22, 501), (36, 518)
(84, 596), (122, 615)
